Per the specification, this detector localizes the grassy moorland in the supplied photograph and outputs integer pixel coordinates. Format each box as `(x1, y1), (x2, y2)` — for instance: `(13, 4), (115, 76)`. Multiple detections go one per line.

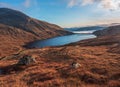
(0, 26), (120, 87)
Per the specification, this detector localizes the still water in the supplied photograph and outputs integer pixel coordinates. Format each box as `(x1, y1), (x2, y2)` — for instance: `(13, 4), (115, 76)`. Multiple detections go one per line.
(27, 33), (96, 48)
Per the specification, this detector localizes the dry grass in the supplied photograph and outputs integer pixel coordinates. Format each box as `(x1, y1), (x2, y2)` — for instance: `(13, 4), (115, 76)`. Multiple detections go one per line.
(0, 28), (120, 87)
(0, 43), (120, 87)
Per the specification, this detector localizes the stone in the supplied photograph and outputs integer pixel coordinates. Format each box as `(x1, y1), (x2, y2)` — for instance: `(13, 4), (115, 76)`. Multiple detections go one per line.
(71, 62), (81, 69)
(17, 55), (36, 65)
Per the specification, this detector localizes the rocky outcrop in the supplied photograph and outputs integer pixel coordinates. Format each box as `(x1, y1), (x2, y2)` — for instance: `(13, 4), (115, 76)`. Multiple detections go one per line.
(93, 25), (120, 37)
(17, 55), (36, 65)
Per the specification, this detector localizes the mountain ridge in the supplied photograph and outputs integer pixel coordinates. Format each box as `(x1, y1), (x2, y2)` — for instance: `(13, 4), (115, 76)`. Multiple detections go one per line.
(0, 8), (72, 37)
(65, 26), (105, 32)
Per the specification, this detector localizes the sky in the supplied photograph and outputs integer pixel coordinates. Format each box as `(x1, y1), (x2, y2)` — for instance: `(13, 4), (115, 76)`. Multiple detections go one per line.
(0, 0), (120, 28)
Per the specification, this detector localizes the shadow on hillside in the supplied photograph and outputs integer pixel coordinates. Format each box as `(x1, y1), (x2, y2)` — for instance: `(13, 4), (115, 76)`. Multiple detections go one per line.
(0, 64), (26, 75)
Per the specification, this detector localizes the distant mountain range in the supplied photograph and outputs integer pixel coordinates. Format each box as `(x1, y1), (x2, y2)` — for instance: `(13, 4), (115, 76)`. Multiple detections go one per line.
(65, 22), (120, 32)
(93, 25), (120, 37)
(64, 26), (105, 32)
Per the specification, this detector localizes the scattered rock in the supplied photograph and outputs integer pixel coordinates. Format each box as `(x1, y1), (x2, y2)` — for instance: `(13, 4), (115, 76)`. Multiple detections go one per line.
(17, 55), (36, 65)
(71, 62), (81, 69)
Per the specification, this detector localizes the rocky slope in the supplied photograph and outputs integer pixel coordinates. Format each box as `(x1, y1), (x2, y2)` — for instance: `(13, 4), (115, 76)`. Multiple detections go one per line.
(0, 8), (72, 57)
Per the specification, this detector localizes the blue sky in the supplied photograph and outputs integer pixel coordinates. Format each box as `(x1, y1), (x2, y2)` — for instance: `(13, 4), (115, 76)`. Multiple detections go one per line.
(0, 0), (120, 28)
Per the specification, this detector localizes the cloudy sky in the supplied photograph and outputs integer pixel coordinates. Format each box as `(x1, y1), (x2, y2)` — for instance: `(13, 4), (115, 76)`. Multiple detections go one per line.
(0, 0), (120, 27)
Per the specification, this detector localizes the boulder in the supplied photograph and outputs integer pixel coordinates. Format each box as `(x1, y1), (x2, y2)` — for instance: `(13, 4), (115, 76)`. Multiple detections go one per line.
(17, 55), (36, 65)
(71, 62), (81, 69)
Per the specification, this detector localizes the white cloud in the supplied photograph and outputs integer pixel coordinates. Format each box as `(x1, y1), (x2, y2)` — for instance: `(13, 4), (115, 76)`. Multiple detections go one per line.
(68, 0), (78, 7)
(23, 0), (31, 8)
(100, 0), (120, 11)
(81, 0), (95, 6)
(68, 0), (96, 7)
(68, 0), (120, 11)
(23, 0), (38, 8)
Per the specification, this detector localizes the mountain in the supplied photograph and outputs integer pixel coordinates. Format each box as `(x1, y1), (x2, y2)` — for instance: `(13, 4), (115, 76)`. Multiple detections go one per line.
(0, 8), (72, 38)
(65, 26), (105, 32)
(0, 8), (72, 57)
(103, 23), (120, 27)
(93, 25), (120, 37)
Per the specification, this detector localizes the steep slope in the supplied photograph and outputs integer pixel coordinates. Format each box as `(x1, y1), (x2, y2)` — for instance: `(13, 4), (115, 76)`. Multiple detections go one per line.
(0, 8), (71, 38)
(0, 8), (72, 57)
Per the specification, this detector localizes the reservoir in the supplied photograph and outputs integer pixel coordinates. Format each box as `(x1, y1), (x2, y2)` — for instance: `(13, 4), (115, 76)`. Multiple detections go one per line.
(27, 30), (96, 48)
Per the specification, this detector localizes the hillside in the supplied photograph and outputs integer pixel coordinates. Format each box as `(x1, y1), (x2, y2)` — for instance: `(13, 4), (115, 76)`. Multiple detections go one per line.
(0, 8), (71, 38)
(0, 23), (120, 87)
(93, 25), (120, 54)
(93, 25), (120, 37)
(0, 8), (72, 57)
